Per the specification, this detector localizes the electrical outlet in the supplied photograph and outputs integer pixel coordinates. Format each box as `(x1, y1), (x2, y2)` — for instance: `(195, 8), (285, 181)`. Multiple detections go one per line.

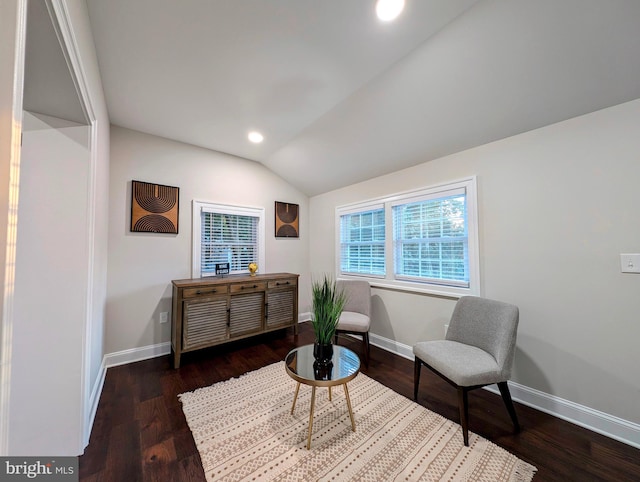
(159, 311), (169, 323)
(620, 253), (640, 273)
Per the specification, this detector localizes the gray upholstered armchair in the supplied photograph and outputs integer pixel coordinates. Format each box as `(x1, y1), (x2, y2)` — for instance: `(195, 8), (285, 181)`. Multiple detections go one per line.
(413, 296), (521, 446)
(334, 280), (371, 367)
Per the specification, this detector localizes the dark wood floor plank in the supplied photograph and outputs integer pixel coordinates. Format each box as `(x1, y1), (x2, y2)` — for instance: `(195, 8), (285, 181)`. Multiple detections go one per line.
(175, 454), (207, 482)
(140, 438), (178, 482)
(136, 396), (173, 450)
(79, 323), (640, 481)
(132, 361), (164, 403)
(103, 420), (142, 481)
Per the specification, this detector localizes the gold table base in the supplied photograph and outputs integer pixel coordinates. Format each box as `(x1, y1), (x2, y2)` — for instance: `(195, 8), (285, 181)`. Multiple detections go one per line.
(285, 345), (361, 450)
(290, 382), (356, 450)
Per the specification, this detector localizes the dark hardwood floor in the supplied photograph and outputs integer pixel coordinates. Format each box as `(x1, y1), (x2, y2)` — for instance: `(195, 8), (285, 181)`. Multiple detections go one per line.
(79, 323), (640, 481)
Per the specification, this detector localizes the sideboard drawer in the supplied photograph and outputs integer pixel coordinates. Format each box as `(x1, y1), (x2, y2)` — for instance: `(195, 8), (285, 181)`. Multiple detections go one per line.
(183, 285), (229, 298)
(230, 281), (267, 294)
(268, 278), (297, 289)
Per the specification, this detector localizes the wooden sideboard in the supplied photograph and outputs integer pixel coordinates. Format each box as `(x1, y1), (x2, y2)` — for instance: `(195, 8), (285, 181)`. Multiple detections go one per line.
(171, 272), (299, 368)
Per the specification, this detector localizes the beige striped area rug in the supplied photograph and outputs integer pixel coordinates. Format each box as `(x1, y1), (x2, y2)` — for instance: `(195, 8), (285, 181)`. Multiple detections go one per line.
(179, 362), (536, 481)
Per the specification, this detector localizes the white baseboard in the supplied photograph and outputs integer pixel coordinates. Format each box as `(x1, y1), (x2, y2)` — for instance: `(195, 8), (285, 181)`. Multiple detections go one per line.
(484, 382), (640, 449)
(104, 341), (172, 368)
(369, 333), (640, 449)
(298, 312), (311, 323)
(370, 332), (414, 360)
(84, 359), (106, 448)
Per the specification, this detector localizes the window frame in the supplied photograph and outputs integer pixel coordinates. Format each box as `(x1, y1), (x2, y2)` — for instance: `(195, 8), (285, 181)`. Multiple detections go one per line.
(335, 177), (480, 298)
(192, 200), (265, 278)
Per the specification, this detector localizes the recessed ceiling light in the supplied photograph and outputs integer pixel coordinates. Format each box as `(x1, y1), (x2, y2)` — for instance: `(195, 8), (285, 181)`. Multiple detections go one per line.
(248, 131), (264, 143)
(376, 0), (405, 21)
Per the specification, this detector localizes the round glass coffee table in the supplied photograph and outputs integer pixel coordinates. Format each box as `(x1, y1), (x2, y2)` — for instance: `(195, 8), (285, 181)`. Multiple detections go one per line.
(285, 344), (360, 449)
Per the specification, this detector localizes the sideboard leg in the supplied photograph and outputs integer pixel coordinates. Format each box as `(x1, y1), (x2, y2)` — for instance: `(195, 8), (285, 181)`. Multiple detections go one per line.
(173, 349), (181, 369)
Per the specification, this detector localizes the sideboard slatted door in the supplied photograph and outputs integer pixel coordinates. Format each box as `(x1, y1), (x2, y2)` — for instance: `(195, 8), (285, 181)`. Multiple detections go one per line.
(229, 292), (264, 337)
(266, 289), (295, 329)
(183, 297), (228, 350)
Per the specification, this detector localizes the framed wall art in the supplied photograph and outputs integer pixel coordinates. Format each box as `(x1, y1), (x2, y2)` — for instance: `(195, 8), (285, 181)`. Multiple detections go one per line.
(275, 201), (299, 238)
(131, 180), (179, 234)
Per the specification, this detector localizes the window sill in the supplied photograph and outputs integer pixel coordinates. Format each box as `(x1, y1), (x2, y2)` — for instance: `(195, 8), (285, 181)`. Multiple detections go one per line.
(338, 275), (478, 299)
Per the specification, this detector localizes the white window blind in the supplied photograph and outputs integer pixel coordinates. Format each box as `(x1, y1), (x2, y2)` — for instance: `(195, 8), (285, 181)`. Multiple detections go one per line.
(201, 212), (258, 275)
(192, 201), (265, 278)
(339, 207), (385, 276)
(392, 190), (469, 287)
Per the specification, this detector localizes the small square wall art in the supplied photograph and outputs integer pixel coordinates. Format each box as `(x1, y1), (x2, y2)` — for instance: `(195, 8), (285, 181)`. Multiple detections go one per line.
(131, 180), (179, 234)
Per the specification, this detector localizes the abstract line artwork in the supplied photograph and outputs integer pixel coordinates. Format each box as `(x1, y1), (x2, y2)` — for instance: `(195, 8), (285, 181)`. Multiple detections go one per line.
(275, 201), (299, 238)
(131, 180), (179, 234)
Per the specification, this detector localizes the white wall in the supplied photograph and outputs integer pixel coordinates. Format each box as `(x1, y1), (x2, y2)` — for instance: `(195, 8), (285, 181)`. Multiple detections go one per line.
(310, 99), (640, 428)
(9, 113), (89, 454)
(106, 126), (309, 355)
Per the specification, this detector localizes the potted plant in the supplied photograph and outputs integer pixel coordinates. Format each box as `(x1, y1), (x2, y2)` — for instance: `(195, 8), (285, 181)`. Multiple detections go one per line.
(311, 275), (347, 365)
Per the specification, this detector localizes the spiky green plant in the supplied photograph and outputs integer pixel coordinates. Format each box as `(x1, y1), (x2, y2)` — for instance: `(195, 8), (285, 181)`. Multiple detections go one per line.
(311, 275), (347, 345)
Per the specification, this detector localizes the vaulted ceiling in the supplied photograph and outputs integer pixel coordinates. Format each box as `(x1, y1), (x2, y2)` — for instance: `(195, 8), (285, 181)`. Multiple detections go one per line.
(86, 0), (640, 196)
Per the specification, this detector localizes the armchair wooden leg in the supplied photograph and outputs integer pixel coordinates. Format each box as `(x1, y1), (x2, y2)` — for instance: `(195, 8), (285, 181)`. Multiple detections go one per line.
(413, 358), (421, 401)
(497, 381), (520, 433)
(362, 331), (370, 368)
(458, 387), (470, 446)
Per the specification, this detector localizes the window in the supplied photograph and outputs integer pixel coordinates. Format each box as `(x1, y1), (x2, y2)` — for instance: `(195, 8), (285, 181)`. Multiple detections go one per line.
(336, 177), (479, 296)
(192, 201), (265, 278)
(339, 206), (386, 276)
(393, 190), (468, 287)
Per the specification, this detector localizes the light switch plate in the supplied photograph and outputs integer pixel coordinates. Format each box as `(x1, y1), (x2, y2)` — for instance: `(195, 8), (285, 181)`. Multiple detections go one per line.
(620, 254), (640, 273)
